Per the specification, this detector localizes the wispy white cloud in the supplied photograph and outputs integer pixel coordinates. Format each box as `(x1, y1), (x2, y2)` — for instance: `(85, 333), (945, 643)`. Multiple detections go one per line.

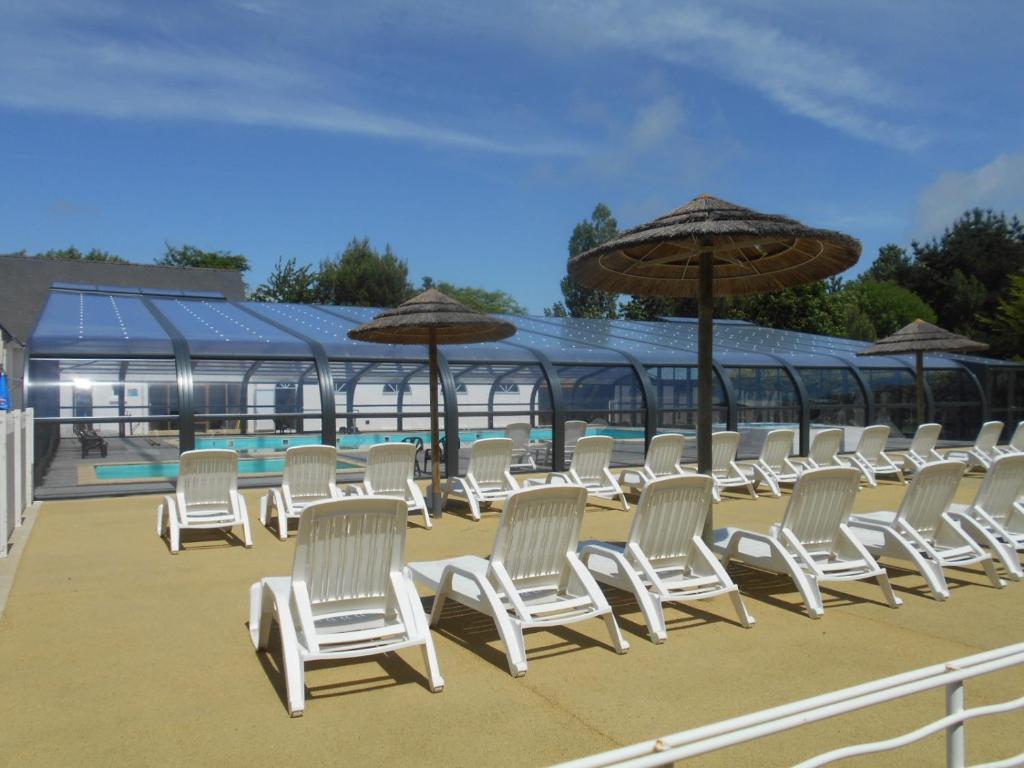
(916, 152), (1024, 238)
(0, 1), (587, 156)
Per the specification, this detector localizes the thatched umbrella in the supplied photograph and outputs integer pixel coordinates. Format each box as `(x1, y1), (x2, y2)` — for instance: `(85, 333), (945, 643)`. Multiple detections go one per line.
(857, 318), (989, 425)
(569, 194), (860, 538)
(348, 289), (516, 515)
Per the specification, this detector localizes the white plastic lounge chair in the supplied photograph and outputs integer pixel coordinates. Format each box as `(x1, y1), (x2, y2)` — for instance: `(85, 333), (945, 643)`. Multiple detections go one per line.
(902, 423), (943, 474)
(710, 431), (756, 501)
(947, 452), (1024, 580)
(526, 435), (630, 511)
(408, 485), (629, 677)
(563, 419), (588, 459)
(945, 420), (1004, 471)
(715, 467), (902, 619)
(741, 428), (799, 498)
(443, 437), (519, 521)
(344, 442), (431, 529)
(997, 421), (1024, 455)
(580, 475), (754, 643)
(794, 428), (844, 473)
(249, 497), (443, 717)
(848, 460), (1003, 600)
(618, 433), (689, 494)
(841, 425), (905, 487)
(505, 422), (537, 470)
(157, 449), (252, 554)
(260, 445), (344, 539)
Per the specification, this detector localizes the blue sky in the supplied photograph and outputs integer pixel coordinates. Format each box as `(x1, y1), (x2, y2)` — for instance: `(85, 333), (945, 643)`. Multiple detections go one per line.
(2, 0), (1023, 313)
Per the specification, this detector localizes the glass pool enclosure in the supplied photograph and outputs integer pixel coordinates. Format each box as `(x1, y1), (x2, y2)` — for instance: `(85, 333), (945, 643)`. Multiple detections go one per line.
(25, 283), (1023, 496)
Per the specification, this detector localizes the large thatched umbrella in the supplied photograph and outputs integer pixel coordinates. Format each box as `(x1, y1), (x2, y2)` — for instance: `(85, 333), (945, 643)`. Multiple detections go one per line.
(857, 318), (989, 425)
(569, 194), (860, 538)
(348, 289), (516, 515)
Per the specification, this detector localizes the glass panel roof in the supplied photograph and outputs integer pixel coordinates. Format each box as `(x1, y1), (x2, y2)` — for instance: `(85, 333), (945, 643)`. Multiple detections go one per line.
(150, 298), (312, 358)
(27, 286), (1013, 376)
(30, 289), (173, 356)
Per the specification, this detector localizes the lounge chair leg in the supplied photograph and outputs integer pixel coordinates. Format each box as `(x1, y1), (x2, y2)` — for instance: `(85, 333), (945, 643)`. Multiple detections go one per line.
(156, 503), (165, 537)
(920, 561), (951, 601)
(980, 557), (1007, 590)
(794, 573), (824, 619)
(634, 591), (667, 644)
(259, 494), (269, 526)
(494, 617), (528, 677)
(602, 612), (630, 655)
(729, 589), (756, 628)
(283, 644), (306, 717)
(169, 519), (181, 554)
(278, 513), (289, 540)
(419, 637), (445, 692)
(876, 571), (903, 608)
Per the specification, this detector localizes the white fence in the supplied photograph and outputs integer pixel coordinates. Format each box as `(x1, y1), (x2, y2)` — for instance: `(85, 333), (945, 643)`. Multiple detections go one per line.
(1, 408), (34, 557)
(552, 642), (1024, 768)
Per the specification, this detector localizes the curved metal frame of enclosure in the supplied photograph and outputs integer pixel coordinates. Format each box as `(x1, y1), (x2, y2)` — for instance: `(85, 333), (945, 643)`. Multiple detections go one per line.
(28, 291), (998, 471)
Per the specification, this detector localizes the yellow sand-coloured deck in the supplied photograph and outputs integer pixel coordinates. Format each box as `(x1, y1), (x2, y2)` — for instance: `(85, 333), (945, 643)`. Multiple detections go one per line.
(0, 477), (1021, 767)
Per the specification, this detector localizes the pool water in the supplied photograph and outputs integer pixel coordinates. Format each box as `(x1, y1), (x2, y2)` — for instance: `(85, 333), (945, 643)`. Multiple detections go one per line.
(95, 457), (360, 481)
(195, 426), (645, 453)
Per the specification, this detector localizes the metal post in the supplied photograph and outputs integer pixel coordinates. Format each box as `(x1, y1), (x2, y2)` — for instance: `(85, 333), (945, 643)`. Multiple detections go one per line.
(698, 249), (714, 542)
(945, 680), (965, 767)
(428, 334), (442, 517)
(916, 351), (926, 427)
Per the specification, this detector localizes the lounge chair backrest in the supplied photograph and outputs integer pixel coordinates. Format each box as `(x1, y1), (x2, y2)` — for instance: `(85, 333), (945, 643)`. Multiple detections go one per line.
(176, 449), (237, 516)
(292, 497), (407, 622)
(972, 453), (1024, 525)
(976, 421), (1004, 453)
(364, 442), (416, 494)
(646, 433), (685, 477)
(909, 423), (942, 456)
(760, 429), (795, 470)
(564, 420), (588, 448)
(490, 485), (587, 585)
(505, 423), (531, 452)
(897, 460), (965, 537)
(570, 436), (613, 482)
(283, 445), (337, 502)
(629, 474), (713, 566)
(855, 425), (889, 463)
(808, 429), (843, 465)
(711, 431), (740, 472)
(467, 438), (513, 484)
(781, 467), (860, 552)
(1008, 421), (1024, 452)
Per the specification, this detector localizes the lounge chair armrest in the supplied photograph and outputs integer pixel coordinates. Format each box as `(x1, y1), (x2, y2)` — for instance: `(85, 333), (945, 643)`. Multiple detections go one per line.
(329, 485), (346, 500)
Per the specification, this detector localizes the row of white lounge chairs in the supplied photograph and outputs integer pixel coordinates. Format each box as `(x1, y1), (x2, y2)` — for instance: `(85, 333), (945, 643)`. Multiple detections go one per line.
(157, 419), (1024, 553)
(247, 449), (1024, 716)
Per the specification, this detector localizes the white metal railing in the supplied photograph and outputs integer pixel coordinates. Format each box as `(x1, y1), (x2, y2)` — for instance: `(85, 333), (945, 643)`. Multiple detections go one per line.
(1, 408), (34, 557)
(551, 643), (1024, 768)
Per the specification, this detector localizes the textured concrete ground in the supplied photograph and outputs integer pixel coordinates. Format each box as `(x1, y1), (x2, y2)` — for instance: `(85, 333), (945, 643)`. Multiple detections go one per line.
(0, 475), (1021, 767)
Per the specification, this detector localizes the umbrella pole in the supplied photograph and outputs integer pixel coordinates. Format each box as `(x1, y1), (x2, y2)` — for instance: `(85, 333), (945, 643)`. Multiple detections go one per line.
(429, 333), (442, 518)
(698, 249), (714, 543)
(916, 350), (925, 426)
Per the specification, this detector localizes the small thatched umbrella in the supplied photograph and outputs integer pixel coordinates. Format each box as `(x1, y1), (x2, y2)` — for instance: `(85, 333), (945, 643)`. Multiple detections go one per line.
(348, 289), (516, 515)
(569, 194), (860, 539)
(857, 318), (989, 425)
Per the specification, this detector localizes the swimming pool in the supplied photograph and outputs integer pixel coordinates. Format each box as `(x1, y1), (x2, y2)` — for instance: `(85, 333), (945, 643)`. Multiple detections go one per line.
(195, 426), (646, 453)
(95, 457), (361, 481)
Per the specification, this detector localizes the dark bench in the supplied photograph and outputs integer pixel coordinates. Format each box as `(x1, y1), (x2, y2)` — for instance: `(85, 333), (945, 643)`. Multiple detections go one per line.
(73, 424), (108, 458)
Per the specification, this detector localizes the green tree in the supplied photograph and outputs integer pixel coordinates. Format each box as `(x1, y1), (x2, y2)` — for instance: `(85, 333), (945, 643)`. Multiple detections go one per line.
(316, 238), (413, 307)
(864, 244), (913, 284)
(250, 257), (317, 303)
(908, 209), (1024, 350)
(421, 277), (527, 315)
(619, 295), (674, 321)
(984, 273), (1024, 360)
(158, 243), (250, 272)
(842, 279), (937, 340)
(19, 246), (129, 263)
(728, 282), (847, 336)
(549, 203), (620, 318)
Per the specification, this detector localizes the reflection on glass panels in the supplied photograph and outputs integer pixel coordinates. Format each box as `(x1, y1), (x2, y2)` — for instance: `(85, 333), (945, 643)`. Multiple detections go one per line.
(797, 367), (865, 426)
(645, 366), (727, 431)
(927, 369), (982, 440)
(329, 361), (443, 437)
(863, 368), (916, 437)
(28, 357), (180, 436)
(727, 367), (799, 428)
(191, 359), (320, 437)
